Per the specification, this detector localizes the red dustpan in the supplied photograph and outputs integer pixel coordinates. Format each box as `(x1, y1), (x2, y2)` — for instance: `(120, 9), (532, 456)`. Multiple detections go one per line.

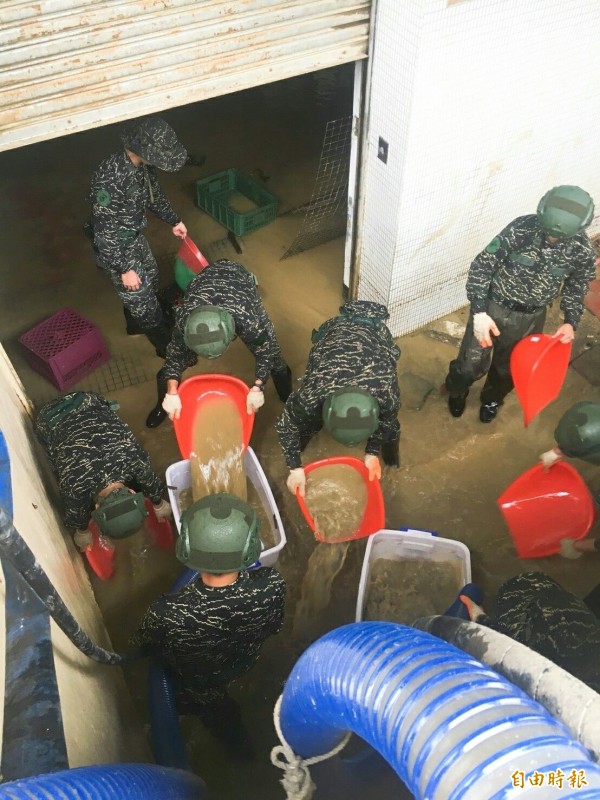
(173, 374), (254, 459)
(510, 334), (572, 426)
(296, 455), (385, 543)
(497, 462), (594, 558)
(177, 236), (209, 272)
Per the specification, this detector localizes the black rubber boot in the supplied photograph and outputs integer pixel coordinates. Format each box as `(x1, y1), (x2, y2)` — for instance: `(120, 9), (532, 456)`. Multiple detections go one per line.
(144, 323), (171, 358)
(448, 394), (468, 418)
(271, 366), (292, 402)
(381, 436), (400, 467)
(124, 307), (145, 336)
(479, 400), (501, 423)
(146, 375), (168, 428)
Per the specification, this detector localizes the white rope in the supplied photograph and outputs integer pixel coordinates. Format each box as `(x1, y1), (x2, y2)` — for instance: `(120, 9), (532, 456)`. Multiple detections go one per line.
(270, 694), (351, 800)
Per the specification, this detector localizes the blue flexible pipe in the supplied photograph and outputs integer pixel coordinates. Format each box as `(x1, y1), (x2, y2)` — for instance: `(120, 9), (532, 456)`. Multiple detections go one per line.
(147, 569), (199, 769)
(0, 764), (206, 799)
(280, 622), (600, 800)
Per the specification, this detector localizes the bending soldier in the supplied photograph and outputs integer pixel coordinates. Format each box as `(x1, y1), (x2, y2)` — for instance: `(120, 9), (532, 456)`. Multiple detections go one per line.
(89, 115), (188, 357)
(275, 301), (401, 497)
(131, 492), (285, 758)
(145, 259), (292, 428)
(34, 392), (171, 548)
(445, 185), (595, 423)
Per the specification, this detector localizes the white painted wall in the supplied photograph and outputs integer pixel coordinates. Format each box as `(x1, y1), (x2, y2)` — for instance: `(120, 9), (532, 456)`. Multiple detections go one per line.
(0, 347), (150, 767)
(356, 0), (600, 335)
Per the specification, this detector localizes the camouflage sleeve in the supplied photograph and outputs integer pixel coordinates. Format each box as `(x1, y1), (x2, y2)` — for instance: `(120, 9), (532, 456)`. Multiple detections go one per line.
(162, 329), (198, 383)
(241, 318), (281, 383)
(364, 374), (401, 456)
(262, 570), (286, 635)
(129, 597), (167, 653)
(63, 494), (91, 531)
(560, 243), (596, 328)
(91, 171), (137, 275)
(466, 225), (512, 314)
(275, 392), (322, 469)
(131, 452), (164, 504)
(146, 168), (181, 226)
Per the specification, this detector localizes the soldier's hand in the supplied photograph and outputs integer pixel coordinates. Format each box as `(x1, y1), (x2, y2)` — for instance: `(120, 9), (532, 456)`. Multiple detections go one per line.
(287, 468), (306, 497)
(73, 528), (94, 552)
(162, 392), (182, 420)
(153, 499), (173, 521)
(172, 221), (188, 239)
(473, 312), (500, 348)
(246, 386), (265, 414)
(364, 454), (382, 481)
(552, 323), (575, 344)
(540, 446), (562, 471)
(121, 269), (142, 291)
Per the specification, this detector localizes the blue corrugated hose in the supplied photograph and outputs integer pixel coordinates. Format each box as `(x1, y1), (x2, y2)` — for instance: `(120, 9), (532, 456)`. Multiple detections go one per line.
(148, 568), (199, 769)
(0, 763), (206, 799)
(279, 622), (600, 800)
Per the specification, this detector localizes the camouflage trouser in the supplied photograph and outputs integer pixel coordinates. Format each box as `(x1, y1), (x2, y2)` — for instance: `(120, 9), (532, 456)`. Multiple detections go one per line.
(95, 235), (163, 330)
(445, 299), (546, 405)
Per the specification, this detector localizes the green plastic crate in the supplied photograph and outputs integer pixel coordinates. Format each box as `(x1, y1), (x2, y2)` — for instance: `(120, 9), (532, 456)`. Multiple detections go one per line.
(195, 168), (277, 236)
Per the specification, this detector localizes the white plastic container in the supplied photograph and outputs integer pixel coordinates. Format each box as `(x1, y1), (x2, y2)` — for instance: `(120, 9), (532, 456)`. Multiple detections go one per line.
(165, 447), (286, 567)
(355, 528), (472, 622)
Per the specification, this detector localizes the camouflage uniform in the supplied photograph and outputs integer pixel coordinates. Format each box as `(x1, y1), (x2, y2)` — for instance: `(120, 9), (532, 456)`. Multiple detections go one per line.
(446, 215), (595, 404)
(89, 116), (187, 340)
(155, 259), (290, 397)
(477, 573), (600, 693)
(34, 392), (163, 530)
(275, 301), (401, 469)
(130, 567), (285, 722)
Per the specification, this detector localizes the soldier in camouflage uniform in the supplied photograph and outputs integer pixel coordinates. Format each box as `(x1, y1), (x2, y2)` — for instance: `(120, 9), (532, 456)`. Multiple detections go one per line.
(459, 572), (600, 693)
(445, 186), (595, 423)
(131, 493), (285, 757)
(89, 116), (188, 357)
(145, 259), (292, 428)
(275, 301), (401, 497)
(34, 392), (170, 547)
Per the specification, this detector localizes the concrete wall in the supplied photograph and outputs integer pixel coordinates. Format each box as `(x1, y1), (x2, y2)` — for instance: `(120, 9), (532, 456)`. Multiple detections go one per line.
(0, 346), (150, 767)
(357, 0), (600, 335)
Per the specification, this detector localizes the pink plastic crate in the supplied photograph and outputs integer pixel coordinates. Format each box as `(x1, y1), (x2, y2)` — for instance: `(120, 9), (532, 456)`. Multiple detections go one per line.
(19, 308), (110, 390)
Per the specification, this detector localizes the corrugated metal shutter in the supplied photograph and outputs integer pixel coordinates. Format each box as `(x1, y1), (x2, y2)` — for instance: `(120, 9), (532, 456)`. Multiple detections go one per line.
(0, 0), (371, 152)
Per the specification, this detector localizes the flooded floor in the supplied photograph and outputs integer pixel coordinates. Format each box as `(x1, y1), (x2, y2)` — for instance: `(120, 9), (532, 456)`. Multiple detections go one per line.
(1, 65), (600, 800)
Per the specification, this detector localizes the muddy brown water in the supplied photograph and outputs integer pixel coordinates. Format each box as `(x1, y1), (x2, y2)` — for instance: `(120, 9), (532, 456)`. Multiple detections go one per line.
(365, 557), (463, 625)
(304, 463), (367, 542)
(190, 395), (247, 502)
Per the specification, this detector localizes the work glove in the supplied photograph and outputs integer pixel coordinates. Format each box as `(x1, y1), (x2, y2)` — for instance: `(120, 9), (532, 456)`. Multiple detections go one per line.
(473, 312), (500, 348)
(287, 468), (306, 497)
(364, 454), (382, 481)
(73, 529), (94, 552)
(540, 446), (562, 470)
(246, 386), (265, 414)
(162, 392), (182, 420)
(153, 499), (173, 521)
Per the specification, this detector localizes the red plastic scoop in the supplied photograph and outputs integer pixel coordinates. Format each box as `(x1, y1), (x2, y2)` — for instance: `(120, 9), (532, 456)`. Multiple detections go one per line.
(497, 462), (594, 558)
(173, 374), (254, 459)
(177, 236), (209, 273)
(296, 455), (385, 543)
(510, 334), (572, 427)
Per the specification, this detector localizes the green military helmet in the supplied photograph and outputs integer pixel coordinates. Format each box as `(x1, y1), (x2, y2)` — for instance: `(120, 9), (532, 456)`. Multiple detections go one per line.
(120, 116), (187, 172)
(554, 401), (600, 465)
(91, 488), (148, 540)
(322, 386), (380, 447)
(183, 305), (235, 358)
(537, 186), (594, 239)
(177, 492), (261, 573)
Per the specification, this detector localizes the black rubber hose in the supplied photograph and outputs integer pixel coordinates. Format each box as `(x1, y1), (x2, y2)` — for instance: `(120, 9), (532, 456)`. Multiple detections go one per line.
(0, 504), (139, 666)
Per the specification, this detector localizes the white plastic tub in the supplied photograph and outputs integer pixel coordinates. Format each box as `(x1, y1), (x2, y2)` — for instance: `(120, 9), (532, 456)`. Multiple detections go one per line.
(355, 528), (472, 622)
(165, 447), (286, 567)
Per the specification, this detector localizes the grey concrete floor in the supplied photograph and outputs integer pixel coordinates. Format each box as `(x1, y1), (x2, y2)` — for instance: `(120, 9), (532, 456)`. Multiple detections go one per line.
(1, 67), (600, 799)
